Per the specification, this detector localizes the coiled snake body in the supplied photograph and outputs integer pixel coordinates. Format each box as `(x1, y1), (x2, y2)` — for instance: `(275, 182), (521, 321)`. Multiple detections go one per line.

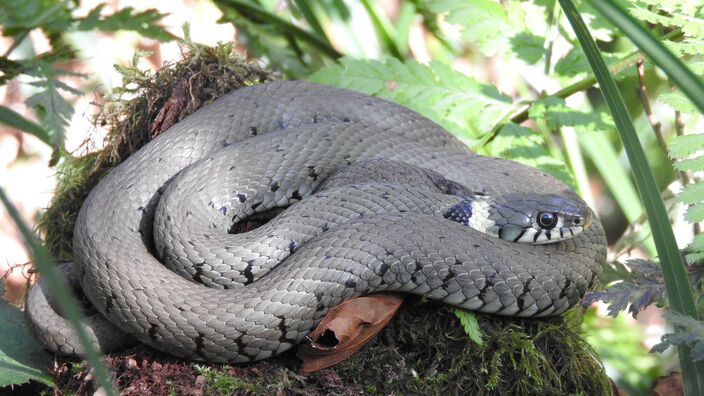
(26, 81), (606, 362)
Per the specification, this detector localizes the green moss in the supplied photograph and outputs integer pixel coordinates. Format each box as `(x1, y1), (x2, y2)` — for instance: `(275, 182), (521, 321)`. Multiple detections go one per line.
(196, 365), (267, 395)
(333, 299), (611, 395)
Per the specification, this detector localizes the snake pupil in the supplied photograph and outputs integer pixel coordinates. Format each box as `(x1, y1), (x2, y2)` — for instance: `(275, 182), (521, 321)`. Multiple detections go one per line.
(538, 212), (557, 229)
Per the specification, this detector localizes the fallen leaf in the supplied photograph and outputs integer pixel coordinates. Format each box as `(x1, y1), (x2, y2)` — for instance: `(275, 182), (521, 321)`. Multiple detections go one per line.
(297, 293), (404, 373)
(653, 372), (682, 396)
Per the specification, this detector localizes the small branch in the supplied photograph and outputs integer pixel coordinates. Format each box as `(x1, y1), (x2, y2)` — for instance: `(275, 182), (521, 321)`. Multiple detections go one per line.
(635, 59), (667, 152)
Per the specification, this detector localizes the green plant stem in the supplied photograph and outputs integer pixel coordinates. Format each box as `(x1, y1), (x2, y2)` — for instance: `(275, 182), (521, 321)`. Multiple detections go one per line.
(559, 0), (703, 394)
(216, 0), (342, 60)
(0, 188), (117, 396)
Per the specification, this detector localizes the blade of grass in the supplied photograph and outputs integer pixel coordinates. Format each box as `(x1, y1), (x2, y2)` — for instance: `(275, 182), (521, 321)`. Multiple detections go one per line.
(0, 187), (117, 396)
(558, 1), (704, 394)
(393, 1), (415, 53)
(358, 0), (405, 60)
(0, 106), (51, 145)
(292, 0), (327, 41)
(215, 0), (341, 60)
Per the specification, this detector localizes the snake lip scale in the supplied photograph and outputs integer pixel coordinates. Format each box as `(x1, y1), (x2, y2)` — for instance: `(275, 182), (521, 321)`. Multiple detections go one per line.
(25, 81), (606, 363)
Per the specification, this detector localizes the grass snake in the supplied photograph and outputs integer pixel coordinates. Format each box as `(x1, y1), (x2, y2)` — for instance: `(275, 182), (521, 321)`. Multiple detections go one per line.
(25, 81), (606, 363)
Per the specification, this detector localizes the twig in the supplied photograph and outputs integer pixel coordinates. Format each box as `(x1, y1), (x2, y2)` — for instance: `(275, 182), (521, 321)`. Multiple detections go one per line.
(635, 59), (666, 151)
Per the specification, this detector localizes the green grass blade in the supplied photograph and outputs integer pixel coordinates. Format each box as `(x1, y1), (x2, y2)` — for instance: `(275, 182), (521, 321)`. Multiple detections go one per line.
(558, 0), (704, 394)
(215, 0), (341, 60)
(292, 0), (327, 41)
(588, 0), (704, 114)
(358, 0), (405, 60)
(0, 188), (117, 396)
(0, 105), (51, 145)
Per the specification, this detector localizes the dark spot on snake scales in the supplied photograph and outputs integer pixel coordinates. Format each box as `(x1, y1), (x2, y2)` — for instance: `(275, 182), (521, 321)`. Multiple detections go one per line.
(278, 120), (285, 129)
(249, 126), (257, 135)
(473, 244), (481, 248)
(242, 260), (254, 285)
(104, 293), (116, 315)
(167, 214), (172, 222)
(234, 334), (246, 351)
(275, 145), (284, 152)
(148, 323), (158, 341)
(251, 202), (261, 211)
(291, 190), (302, 201)
(185, 210), (192, 217)
(227, 114), (234, 118)
(345, 278), (357, 289)
(195, 333), (206, 357)
(193, 261), (205, 280)
(237, 193), (247, 203)
(381, 192), (390, 200)
(136, 206), (144, 212)
(288, 241), (296, 253)
(522, 278), (534, 295)
(343, 116), (351, 122)
(219, 206), (227, 216)
(314, 292), (323, 301)
(517, 294), (526, 311)
(479, 276), (496, 301)
(307, 166), (318, 180)
(378, 263), (389, 276)
(443, 269), (455, 282)
(559, 278), (572, 299)
(269, 181), (279, 191)
(321, 222), (329, 232)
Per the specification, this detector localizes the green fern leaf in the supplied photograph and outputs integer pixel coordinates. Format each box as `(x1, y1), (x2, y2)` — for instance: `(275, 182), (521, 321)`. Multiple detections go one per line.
(454, 309), (483, 345)
(427, 0), (546, 64)
(529, 97), (614, 132)
(488, 123), (575, 187)
(668, 134), (704, 157)
(661, 91), (701, 115)
(310, 57), (513, 143)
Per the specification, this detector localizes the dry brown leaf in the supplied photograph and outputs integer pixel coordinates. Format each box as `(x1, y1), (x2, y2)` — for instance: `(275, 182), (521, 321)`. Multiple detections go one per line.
(297, 293), (404, 373)
(653, 371), (682, 396)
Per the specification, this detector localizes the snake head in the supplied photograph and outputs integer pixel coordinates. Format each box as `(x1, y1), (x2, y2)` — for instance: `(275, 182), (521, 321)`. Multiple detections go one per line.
(445, 193), (593, 244)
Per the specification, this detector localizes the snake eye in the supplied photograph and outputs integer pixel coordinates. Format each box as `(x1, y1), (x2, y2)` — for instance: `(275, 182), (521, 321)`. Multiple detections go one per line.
(537, 212), (558, 229)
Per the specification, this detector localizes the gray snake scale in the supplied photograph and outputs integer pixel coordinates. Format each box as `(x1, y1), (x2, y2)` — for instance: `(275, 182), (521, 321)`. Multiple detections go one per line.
(25, 81), (606, 363)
